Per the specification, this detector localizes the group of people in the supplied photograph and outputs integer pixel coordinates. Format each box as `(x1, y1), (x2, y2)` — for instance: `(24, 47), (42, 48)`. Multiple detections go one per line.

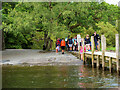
(80, 32), (100, 61)
(56, 36), (78, 54)
(56, 32), (100, 58)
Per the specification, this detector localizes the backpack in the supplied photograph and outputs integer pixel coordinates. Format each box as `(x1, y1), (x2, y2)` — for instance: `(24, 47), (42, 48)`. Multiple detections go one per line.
(57, 40), (60, 46)
(69, 39), (72, 44)
(74, 41), (76, 45)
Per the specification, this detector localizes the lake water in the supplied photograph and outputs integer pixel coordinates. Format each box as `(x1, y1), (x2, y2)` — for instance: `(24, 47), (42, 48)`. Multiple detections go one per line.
(2, 65), (120, 88)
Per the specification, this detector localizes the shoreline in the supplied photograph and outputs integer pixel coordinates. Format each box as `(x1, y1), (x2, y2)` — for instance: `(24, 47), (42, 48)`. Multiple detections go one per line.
(2, 49), (82, 66)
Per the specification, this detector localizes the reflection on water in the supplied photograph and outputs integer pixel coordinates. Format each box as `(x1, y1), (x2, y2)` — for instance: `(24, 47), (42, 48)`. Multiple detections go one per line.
(2, 65), (120, 88)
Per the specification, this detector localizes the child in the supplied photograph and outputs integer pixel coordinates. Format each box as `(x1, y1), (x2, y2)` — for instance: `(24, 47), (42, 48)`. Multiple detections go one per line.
(56, 38), (60, 53)
(56, 46), (59, 53)
(80, 38), (86, 61)
(61, 38), (66, 54)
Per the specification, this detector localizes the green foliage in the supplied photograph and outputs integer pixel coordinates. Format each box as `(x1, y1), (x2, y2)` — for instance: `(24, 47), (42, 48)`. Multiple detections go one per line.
(106, 47), (115, 51)
(96, 22), (118, 46)
(2, 2), (119, 49)
(31, 31), (44, 49)
(82, 27), (95, 38)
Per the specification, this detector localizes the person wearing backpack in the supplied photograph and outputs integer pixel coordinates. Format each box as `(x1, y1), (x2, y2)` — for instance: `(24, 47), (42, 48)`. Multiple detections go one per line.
(68, 37), (73, 51)
(73, 39), (77, 51)
(92, 32), (100, 51)
(61, 38), (66, 54)
(56, 38), (60, 53)
(85, 34), (91, 51)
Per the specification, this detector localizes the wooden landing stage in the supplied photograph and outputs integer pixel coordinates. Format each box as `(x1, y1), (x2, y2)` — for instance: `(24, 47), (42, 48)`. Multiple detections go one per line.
(72, 34), (120, 74)
(85, 51), (120, 59)
(71, 51), (120, 73)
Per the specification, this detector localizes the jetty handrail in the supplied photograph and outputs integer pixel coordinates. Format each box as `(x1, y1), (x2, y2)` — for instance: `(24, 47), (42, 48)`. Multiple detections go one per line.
(116, 34), (119, 73)
(82, 34), (119, 73)
(101, 35), (105, 70)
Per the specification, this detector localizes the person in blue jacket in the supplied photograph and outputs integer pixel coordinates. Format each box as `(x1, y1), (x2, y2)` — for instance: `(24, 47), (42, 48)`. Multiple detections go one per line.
(68, 37), (73, 51)
(92, 32), (100, 51)
(85, 34), (91, 51)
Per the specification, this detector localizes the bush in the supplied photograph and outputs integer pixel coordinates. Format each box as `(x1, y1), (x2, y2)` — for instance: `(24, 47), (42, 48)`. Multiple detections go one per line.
(96, 22), (118, 47)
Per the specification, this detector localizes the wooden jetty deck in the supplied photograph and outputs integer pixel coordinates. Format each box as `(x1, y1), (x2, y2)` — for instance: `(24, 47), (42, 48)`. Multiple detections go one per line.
(71, 34), (120, 74)
(73, 51), (120, 59)
(85, 51), (120, 59)
(71, 51), (120, 73)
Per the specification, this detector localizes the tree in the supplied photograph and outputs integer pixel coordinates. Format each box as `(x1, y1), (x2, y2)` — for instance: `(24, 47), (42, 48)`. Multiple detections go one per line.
(96, 22), (118, 46)
(2, 2), (119, 50)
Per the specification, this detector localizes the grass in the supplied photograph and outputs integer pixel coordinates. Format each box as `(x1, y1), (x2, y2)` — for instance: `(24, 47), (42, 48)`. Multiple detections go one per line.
(106, 47), (116, 51)
(98, 47), (115, 52)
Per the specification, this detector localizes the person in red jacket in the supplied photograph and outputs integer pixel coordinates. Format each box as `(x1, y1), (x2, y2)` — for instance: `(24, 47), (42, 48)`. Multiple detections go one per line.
(61, 38), (66, 54)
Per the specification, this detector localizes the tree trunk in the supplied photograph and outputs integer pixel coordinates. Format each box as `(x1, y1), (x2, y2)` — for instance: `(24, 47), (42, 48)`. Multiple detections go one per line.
(43, 31), (52, 51)
(2, 30), (5, 50)
(0, 2), (3, 51)
(118, 20), (120, 52)
(0, 30), (5, 51)
(45, 37), (51, 51)
(44, 31), (48, 50)
(46, 40), (51, 51)
(43, 2), (53, 51)
(0, 30), (2, 51)
(50, 40), (53, 50)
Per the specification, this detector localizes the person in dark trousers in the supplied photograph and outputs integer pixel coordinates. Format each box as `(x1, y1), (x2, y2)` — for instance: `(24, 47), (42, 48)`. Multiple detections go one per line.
(68, 37), (73, 51)
(67, 35), (70, 51)
(65, 37), (69, 51)
(73, 39), (77, 51)
(92, 32), (100, 51)
(85, 34), (91, 51)
(61, 38), (66, 54)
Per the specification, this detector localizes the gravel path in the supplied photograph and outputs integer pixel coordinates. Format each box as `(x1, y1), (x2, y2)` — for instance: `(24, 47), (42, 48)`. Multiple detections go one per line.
(2, 49), (82, 66)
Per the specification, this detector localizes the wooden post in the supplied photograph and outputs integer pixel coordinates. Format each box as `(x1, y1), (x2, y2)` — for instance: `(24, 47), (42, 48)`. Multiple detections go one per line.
(91, 36), (94, 67)
(116, 34), (119, 74)
(98, 39), (100, 51)
(109, 57), (112, 73)
(97, 55), (100, 68)
(101, 35), (105, 70)
(0, 30), (2, 51)
(104, 37), (106, 51)
(77, 34), (81, 52)
(97, 64), (100, 75)
(101, 36), (102, 50)
(83, 39), (85, 62)
(0, 2), (2, 90)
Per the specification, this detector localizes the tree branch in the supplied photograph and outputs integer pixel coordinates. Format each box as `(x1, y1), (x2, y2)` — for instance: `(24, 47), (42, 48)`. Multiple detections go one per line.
(49, 1), (52, 11)
(57, 2), (70, 19)
(70, 23), (81, 30)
